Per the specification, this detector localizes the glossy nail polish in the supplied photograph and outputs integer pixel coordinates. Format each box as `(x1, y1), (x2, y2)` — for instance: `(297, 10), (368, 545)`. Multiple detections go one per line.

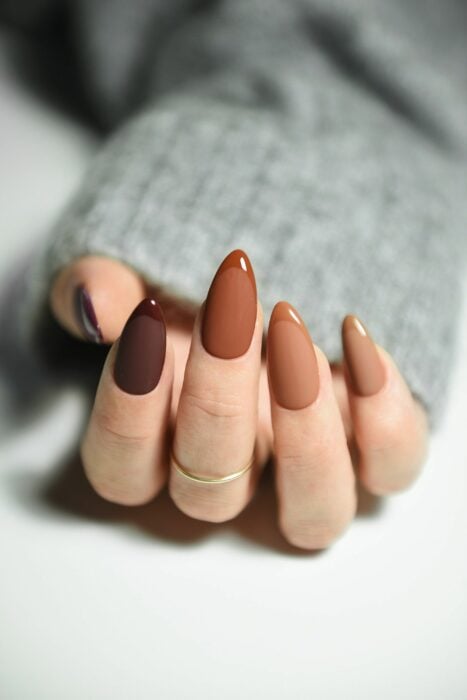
(341, 315), (385, 396)
(201, 249), (257, 359)
(114, 299), (166, 395)
(267, 301), (319, 410)
(74, 285), (103, 343)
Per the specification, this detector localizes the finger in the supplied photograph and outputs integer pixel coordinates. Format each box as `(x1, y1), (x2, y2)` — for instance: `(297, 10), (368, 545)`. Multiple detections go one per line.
(267, 302), (357, 550)
(330, 363), (353, 440)
(169, 249), (264, 523)
(81, 298), (174, 505)
(49, 255), (146, 344)
(342, 315), (429, 496)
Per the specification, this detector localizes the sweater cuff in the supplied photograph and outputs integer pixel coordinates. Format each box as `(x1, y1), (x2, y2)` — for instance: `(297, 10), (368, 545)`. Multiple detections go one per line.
(24, 94), (466, 427)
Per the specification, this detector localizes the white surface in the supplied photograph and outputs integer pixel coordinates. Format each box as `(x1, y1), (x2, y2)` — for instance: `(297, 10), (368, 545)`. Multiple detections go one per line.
(1, 38), (467, 700)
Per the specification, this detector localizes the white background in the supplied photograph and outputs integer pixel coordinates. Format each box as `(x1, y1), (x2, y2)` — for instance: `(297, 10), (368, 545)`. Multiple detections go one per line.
(1, 33), (466, 700)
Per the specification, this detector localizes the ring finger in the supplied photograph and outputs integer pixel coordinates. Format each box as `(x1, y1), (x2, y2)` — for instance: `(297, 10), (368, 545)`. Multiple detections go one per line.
(267, 302), (357, 550)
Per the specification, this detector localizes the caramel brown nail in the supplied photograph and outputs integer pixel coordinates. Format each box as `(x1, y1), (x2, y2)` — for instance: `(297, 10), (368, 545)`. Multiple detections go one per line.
(341, 315), (385, 396)
(114, 299), (166, 395)
(267, 301), (319, 410)
(201, 249), (257, 359)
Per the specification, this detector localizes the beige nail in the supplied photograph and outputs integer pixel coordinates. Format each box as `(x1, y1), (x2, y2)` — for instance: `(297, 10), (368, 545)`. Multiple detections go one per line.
(341, 315), (385, 397)
(267, 301), (319, 410)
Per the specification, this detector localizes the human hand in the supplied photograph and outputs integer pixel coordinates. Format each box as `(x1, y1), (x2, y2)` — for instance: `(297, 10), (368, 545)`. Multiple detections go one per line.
(49, 250), (428, 549)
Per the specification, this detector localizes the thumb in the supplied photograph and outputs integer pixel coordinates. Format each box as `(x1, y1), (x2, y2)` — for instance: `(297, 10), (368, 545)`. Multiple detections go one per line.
(49, 255), (146, 344)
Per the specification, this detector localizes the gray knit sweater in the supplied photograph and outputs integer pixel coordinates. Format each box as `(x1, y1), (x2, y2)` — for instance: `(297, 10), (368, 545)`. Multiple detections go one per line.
(1, 0), (467, 430)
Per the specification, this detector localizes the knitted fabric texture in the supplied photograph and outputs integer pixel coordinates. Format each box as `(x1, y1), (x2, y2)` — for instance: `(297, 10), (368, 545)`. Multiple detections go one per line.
(3, 0), (467, 429)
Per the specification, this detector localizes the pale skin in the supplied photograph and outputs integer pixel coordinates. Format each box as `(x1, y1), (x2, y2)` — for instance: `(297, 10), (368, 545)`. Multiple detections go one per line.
(50, 255), (429, 550)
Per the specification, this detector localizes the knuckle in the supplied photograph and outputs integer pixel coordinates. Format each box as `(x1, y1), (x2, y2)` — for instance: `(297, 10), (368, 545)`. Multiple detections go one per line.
(279, 450), (326, 477)
(80, 440), (161, 506)
(359, 409), (429, 495)
(93, 410), (153, 448)
(86, 473), (121, 503)
(83, 463), (158, 506)
(278, 437), (349, 479)
(281, 518), (343, 550)
(182, 385), (245, 421)
(359, 407), (428, 478)
(362, 460), (423, 496)
(279, 504), (355, 551)
(361, 409), (414, 456)
(170, 484), (244, 523)
(80, 445), (118, 503)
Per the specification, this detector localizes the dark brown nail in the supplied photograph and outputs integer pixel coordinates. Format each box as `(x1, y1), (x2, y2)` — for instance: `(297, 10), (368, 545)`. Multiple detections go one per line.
(114, 299), (166, 395)
(267, 301), (320, 410)
(201, 249), (257, 359)
(341, 315), (385, 396)
(74, 285), (103, 343)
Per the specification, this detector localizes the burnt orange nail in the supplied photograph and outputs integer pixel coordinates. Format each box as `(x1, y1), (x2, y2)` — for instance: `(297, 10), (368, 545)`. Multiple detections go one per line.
(201, 249), (257, 359)
(341, 315), (385, 396)
(267, 301), (319, 410)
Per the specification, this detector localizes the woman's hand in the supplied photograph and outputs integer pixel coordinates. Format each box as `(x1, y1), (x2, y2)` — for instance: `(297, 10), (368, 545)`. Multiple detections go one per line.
(49, 250), (428, 550)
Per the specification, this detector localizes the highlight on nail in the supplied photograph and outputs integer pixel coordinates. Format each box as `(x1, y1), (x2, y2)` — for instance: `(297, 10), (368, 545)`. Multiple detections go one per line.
(267, 301), (320, 410)
(114, 298), (167, 395)
(201, 248), (257, 359)
(341, 314), (385, 397)
(74, 285), (103, 343)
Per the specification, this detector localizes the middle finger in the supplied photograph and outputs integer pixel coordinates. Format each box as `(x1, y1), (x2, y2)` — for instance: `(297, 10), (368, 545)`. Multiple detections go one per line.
(169, 249), (265, 522)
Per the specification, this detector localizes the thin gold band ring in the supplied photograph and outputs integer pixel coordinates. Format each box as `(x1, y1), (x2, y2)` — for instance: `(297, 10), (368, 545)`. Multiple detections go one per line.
(170, 449), (254, 484)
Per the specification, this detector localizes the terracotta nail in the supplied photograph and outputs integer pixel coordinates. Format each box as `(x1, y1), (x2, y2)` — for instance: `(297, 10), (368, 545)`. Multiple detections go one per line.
(201, 249), (257, 359)
(341, 315), (385, 396)
(267, 301), (319, 410)
(74, 285), (103, 343)
(114, 299), (166, 395)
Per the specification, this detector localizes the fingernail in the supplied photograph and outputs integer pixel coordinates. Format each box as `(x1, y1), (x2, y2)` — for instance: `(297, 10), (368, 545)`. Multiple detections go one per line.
(74, 285), (103, 343)
(267, 301), (319, 410)
(114, 299), (166, 395)
(341, 315), (385, 396)
(201, 248), (257, 359)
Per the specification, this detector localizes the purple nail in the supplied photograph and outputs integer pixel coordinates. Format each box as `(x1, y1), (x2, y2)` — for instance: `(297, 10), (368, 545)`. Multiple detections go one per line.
(74, 285), (103, 343)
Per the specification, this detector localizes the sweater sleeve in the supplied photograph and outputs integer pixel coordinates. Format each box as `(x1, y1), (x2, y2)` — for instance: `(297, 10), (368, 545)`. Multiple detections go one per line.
(19, 0), (467, 428)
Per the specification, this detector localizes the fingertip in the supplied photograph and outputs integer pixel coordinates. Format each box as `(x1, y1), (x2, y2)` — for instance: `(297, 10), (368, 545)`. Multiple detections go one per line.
(49, 255), (146, 344)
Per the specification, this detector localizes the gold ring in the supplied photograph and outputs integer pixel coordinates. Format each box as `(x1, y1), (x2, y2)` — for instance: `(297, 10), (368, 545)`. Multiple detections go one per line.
(170, 449), (255, 484)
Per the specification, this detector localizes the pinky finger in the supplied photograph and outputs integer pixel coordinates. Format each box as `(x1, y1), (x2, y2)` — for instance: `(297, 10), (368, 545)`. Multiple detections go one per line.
(342, 315), (429, 496)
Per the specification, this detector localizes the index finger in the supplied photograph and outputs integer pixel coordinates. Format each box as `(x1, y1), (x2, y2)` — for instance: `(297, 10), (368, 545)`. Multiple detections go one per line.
(81, 299), (174, 505)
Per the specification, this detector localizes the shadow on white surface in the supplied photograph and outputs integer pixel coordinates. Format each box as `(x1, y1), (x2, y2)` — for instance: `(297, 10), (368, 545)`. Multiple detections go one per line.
(5, 449), (385, 556)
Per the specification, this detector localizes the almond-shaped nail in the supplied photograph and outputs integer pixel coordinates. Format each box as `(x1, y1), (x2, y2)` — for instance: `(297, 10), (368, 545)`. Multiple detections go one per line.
(267, 301), (319, 410)
(114, 299), (166, 395)
(201, 249), (257, 359)
(74, 285), (103, 343)
(341, 315), (385, 396)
